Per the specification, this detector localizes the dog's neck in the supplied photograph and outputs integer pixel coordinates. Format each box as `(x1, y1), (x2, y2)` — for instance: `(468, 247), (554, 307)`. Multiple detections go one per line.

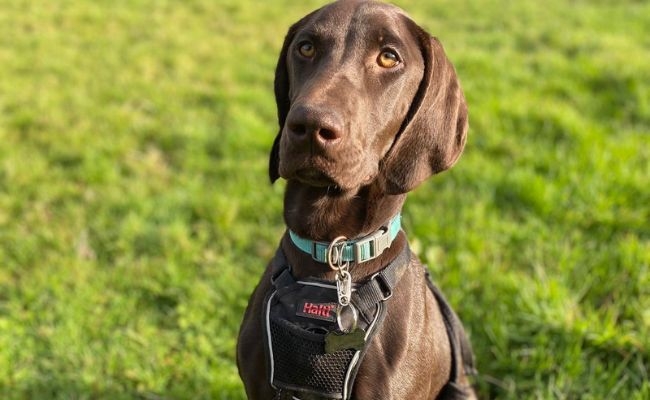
(281, 180), (408, 281)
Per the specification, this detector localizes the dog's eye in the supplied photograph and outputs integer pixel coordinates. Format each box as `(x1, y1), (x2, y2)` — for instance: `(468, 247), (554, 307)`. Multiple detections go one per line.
(298, 41), (315, 58)
(378, 50), (400, 68)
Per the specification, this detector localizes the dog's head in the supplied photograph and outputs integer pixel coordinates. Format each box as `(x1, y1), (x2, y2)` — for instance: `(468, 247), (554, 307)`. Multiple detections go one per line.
(269, 0), (468, 195)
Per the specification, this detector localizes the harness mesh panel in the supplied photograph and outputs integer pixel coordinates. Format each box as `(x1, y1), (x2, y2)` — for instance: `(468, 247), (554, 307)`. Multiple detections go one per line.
(270, 318), (356, 397)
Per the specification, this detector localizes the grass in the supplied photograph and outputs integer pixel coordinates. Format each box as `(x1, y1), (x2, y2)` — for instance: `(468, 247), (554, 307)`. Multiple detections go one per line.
(0, 0), (648, 398)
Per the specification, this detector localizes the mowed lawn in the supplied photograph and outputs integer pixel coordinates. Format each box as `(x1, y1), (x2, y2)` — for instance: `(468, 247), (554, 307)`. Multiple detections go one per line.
(0, 0), (648, 399)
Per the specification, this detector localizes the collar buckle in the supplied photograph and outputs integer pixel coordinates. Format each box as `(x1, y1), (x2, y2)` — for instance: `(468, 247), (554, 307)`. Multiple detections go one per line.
(353, 227), (391, 263)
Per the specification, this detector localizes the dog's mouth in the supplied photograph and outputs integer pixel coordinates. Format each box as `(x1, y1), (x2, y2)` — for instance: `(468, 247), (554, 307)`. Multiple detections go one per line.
(283, 152), (377, 193)
(294, 169), (373, 197)
(295, 168), (338, 188)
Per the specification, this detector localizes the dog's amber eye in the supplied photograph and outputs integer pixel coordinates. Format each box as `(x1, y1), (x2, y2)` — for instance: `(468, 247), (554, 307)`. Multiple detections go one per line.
(378, 50), (400, 68)
(298, 41), (315, 58)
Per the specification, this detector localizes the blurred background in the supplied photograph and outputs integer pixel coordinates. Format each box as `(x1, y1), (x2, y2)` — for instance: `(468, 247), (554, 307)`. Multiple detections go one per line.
(0, 0), (648, 398)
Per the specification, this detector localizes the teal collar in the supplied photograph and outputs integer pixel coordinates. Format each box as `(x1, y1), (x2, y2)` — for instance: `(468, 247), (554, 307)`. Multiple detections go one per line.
(288, 214), (402, 264)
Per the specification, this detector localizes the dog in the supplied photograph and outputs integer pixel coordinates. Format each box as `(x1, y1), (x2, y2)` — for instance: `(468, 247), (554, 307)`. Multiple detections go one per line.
(237, 1), (476, 398)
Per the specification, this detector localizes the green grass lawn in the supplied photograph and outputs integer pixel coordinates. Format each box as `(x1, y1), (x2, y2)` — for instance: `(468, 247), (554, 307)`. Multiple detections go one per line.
(0, 0), (648, 398)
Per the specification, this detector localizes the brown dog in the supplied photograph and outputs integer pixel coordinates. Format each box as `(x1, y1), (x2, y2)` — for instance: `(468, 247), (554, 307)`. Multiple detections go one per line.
(237, 1), (476, 398)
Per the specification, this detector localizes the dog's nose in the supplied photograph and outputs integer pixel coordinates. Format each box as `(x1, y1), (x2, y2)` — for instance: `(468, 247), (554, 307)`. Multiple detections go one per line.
(286, 105), (343, 145)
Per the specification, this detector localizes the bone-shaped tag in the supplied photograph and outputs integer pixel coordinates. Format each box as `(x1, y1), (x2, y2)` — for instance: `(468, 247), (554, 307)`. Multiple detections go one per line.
(324, 328), (366, 354)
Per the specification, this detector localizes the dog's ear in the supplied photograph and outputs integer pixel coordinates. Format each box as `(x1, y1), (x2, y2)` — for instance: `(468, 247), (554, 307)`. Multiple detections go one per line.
(269, 11), (319, 183)
(379, 20), (468, 194)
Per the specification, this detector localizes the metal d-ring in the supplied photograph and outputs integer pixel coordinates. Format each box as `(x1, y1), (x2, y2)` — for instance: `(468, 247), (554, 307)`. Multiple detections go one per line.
(327, 236), (349, 271)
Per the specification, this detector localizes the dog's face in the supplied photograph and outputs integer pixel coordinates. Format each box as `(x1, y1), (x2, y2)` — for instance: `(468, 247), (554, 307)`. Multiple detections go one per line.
(270, 0), (468, 195)
(275, 1), (423, 191)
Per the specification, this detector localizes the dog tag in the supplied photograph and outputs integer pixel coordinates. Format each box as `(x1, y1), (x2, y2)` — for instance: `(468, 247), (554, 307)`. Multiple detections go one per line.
(325, 328), (366, 354)
(336, 303), (358, 333)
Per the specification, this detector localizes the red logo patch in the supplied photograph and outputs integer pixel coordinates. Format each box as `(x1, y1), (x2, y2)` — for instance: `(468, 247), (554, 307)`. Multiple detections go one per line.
(297, 301), (337, 322)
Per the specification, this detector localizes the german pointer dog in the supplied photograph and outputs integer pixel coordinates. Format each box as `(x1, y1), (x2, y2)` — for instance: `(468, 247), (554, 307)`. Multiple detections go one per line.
(237, 1), (476, 398)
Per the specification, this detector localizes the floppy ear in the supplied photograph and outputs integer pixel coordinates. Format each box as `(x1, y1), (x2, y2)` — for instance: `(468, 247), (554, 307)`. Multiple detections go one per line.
(379, 21), (468, 194)
(269, 11), (319, 183)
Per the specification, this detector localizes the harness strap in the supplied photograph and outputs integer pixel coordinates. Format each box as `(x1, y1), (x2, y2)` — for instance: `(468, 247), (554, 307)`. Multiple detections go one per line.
(351, 246), (411, 323)
(424, 269), (476, 399)
(271, 242), (412, 325)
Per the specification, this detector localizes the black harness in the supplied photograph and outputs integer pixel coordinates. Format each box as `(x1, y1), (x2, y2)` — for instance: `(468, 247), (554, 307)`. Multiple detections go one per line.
(263, 245), (475, 400)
